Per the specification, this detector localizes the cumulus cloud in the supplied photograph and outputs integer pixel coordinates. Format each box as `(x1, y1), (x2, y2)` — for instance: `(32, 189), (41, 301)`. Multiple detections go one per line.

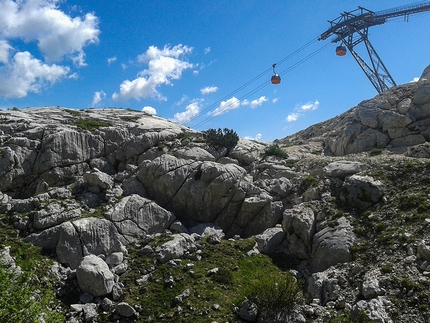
(0, 51), (70, 98)
(300, 100), (319, 111)
(250, 96), (268, 108)
(112, 44), (193, 101)
(172, 101), (200, 124)
(210, 97), (241, 116)
(410, 77), (420, 83)
(0, 0), (99, 98)
(142, 106), (157, 115)
(0, 0), (99, 65)
(286, 113), (300, 123)
(92, 90), (106, 107)
(200, 86), (218, 95)
(272, 98), (279, 104)
(286, 100), (319, 123)
(204, 47), (211, 54)
(208, 95), (268, 117)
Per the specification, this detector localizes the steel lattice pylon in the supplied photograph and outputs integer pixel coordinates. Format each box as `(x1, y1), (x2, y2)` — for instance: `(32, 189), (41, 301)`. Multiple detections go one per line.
(319, 2), (430, 93)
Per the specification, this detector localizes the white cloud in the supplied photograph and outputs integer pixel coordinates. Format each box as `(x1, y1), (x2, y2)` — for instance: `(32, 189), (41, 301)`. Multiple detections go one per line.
(92, 90), (106, 107)
(112, 44), (193, 101)
(286, 113), (300, 123)
(250, 96), (268, 108)
(0, 0), (100, 65)
(255, 133), (262, 141)
(0, 40), (12, 64)
(300, 100), (319, 111)
(210, 97), (241, 116)
(272, 98), (279, 104)
(107, 57), (117, 65)
(286, 100), (320, 123)
(142, 106), (156, 115)
(410, 77), (420, 83)
(0, 51), (70, 98)
(200, 86), (218, 95)
(0, 1), (98, 98)
(172, 101), (200, 124)
(204, 47), (211, 54)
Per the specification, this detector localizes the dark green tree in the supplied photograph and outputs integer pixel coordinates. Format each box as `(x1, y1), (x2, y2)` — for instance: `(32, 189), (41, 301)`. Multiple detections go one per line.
(204, 128), (239, 155)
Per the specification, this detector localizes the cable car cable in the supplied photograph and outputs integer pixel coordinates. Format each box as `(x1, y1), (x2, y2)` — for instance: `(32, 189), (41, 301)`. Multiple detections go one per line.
(183, 37), (320, 126)
(191, 42), (332, 129)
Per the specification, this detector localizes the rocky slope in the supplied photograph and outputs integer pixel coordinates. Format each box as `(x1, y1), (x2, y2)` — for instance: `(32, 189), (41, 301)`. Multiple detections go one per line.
(1, 67), (430, 323)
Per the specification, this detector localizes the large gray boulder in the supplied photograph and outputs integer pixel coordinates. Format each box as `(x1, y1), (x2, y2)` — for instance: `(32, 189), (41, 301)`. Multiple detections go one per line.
(105, 194), (176, 243)
(76, 255), (115, 297)
(282, 204), (315, 259)
(340, 175), (385, 209)
(137, 154), (279, 237)
(311, 217), (355, 272)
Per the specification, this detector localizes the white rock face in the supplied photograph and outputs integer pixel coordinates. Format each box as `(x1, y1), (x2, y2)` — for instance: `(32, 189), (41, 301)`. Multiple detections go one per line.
(76, 255), (115, 297)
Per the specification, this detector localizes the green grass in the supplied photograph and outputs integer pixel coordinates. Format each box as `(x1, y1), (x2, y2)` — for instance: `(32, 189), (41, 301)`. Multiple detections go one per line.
(64, 109), (81, 117)
(73, 119), (112, 131)
(0, 215), (65, 322)
(118, 237), (303, 322)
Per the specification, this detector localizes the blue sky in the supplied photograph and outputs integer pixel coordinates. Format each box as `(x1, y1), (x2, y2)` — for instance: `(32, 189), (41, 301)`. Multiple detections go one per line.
(0, 0), (429, 142)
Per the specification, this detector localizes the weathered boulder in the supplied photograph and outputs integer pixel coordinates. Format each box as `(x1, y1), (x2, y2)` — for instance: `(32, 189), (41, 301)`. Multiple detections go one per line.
(311, 217), (355, 272)
(156, 233), (197, 263)
(351, 297), (393, 323)
(137, 154), (279, 237)
(189, 223), (225, 244)
(33, 202), (81, 230)
(362, 270), (385, 299)
(76, 255), (115, 297)
(307, 270), (340, 306)
(323, 161), (367, 179)
(105, 194), (176, 243)
(282, 204), (315, 259)
(340, 175), (385, 209)
(255, 226), (286, 254)
(83, 169), (114, 190)
(115, 302), (137, 317)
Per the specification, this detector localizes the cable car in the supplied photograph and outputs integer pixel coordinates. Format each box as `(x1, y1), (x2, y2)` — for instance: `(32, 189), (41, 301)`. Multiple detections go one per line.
(271, 63), (281, 84)
(336, 45), (347, 56)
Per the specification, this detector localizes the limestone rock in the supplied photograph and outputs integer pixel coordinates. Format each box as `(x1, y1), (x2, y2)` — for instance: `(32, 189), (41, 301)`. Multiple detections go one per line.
(76, 255), (115, 297)
(115, 302), (137, 317)
(255, 226), (286, 254)
(105, 194), (175, 243)
(311, 217), (354, 272)
(323, 161), (367, 179)
(340, 175), (385, 209)
(156, 233), (197, 264)
(283, 204), (315, 259)
(351, 297), (393, 323)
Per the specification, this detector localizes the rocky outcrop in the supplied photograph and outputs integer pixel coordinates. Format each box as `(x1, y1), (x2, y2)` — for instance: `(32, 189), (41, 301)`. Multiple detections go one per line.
(282, 79), (430, 156)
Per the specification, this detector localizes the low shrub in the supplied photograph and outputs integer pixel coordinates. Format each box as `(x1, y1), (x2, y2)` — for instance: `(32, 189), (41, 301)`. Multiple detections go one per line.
(262, 144), (287, 159)
(204, 128), (239, 154)
(245, 273), (304, 319)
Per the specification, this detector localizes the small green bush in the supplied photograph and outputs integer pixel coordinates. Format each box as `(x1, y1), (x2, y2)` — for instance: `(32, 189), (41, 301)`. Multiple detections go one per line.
(262, 144), (287, 159)
(204, 128), (239, 154)
(64, 109), (81, 117)
(245, 273), (303, 319)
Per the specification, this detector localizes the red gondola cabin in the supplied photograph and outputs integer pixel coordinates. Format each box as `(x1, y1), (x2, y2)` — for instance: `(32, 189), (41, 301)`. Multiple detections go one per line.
(271, 74), (281, 84)
(336, 46), (347, 56)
